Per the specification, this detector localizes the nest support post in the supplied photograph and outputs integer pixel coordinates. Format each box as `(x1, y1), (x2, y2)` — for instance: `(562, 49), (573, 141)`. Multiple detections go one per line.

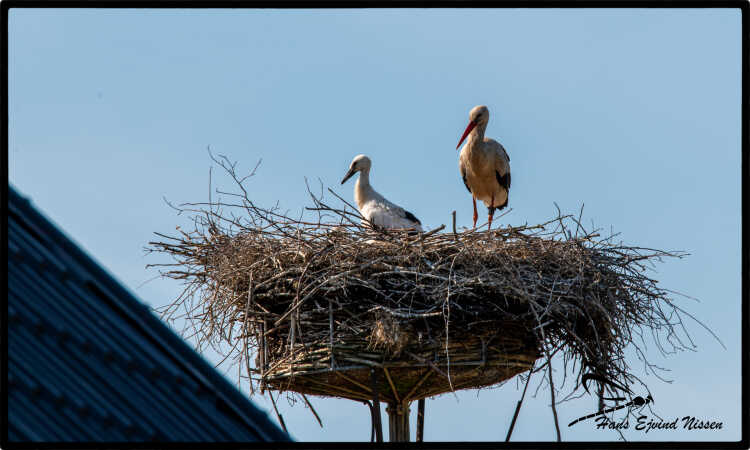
(416, 398), (425, 442)
(386, 401), (411, 442)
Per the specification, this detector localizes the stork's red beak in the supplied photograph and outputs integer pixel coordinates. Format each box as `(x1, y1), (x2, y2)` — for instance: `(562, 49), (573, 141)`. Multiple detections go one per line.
(456, 120), (477, 149)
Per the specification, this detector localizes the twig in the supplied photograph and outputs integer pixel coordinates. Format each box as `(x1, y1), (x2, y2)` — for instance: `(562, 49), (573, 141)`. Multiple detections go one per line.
(451, 210), (457, 240)
(547, 357), (562, 441)
(301, 393), (323, 428)
(268, 390), (288, 434)
(505, 364), (534, 441)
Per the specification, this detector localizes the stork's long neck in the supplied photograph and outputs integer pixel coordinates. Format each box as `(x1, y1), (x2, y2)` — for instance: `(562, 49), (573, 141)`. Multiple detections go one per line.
(470, 121), (487, 144)
(354, 169), (373, 209)
(465, 121), (489, 163)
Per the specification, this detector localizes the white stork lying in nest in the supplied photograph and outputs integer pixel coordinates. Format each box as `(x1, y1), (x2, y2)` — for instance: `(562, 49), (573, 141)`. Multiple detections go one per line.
(341, 154), (423, 232)
(456, 105), (511, 230)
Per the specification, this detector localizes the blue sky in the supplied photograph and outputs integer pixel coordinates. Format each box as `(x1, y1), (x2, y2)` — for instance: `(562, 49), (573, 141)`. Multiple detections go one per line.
(8, 8), (742, 442)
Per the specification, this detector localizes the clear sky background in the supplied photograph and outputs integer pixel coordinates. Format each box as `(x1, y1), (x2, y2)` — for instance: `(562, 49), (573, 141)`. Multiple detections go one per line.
(8, 8), (742, 442)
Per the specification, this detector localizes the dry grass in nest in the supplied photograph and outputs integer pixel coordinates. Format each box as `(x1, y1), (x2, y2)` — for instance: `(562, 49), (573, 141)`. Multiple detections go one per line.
(147, 153), (716, 435)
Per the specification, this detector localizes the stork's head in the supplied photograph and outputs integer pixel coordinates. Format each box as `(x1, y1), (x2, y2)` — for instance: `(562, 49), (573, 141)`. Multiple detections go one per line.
(457, 105), (490, 149)
(469, 105), (490, 124)
(341, 154), (371, 184)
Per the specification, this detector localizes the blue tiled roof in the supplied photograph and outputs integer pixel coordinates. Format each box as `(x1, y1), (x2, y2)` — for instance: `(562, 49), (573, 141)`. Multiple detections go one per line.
(6, 185), (291, 443)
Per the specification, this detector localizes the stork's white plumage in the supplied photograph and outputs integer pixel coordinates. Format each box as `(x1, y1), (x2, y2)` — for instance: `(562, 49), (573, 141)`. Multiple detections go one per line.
(341, 154), (423, 232)
(456, 105), (511, 230)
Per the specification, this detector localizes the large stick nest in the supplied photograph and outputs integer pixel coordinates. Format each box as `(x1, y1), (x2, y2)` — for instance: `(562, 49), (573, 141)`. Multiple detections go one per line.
(148, 155), (704, 408)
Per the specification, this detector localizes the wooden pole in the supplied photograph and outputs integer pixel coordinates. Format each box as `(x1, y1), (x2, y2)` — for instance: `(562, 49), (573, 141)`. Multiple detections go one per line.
(370, 369), (383, 443)
(386, 401), (410, 442)
(416, 398), (425, 442)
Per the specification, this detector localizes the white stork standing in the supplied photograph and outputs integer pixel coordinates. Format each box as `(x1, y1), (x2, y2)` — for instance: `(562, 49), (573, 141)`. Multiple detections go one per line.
(341, 154), (423, 232)
(456, 105), (511, 230)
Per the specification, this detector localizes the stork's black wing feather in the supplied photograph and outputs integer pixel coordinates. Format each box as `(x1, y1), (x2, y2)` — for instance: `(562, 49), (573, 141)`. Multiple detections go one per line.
(460, 165), (471, 194)
(403, 210), (421, 225)
(495, 170), (511, 191)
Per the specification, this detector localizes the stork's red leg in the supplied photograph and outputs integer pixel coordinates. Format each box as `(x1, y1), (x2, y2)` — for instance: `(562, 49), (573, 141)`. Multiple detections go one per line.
(488, 193), (495, 231)
(472, 196), (478, 229)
